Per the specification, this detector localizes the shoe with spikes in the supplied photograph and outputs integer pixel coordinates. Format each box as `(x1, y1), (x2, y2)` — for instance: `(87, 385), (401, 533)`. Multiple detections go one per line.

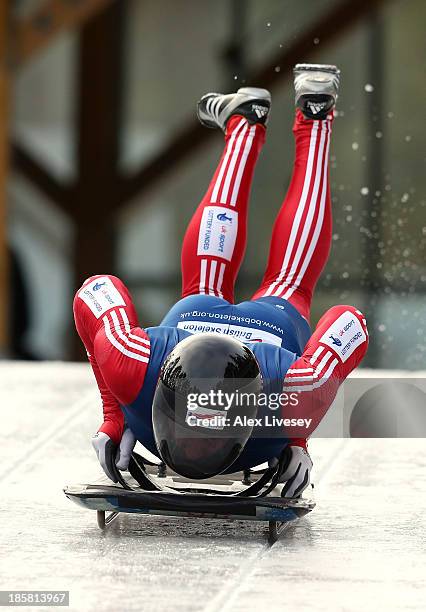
(294, 63), (340, 120)
(197, 87), (271, 132)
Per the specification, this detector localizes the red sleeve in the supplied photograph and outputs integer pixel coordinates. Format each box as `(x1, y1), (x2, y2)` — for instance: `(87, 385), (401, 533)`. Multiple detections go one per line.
(282, 305), (369, 439)
(289, 438), (308, 449)
(73, 275), (150, 444)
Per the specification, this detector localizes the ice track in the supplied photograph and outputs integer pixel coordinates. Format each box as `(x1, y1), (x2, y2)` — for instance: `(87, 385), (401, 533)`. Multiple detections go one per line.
(1, 362), (425, 612)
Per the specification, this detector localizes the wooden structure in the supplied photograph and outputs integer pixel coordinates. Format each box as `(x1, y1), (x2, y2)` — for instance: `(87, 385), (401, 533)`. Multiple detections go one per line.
(0, 2), (10, 353)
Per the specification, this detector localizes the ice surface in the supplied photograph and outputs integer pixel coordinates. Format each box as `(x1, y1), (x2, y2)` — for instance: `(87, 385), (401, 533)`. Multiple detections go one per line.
(0, 362), (425, 612)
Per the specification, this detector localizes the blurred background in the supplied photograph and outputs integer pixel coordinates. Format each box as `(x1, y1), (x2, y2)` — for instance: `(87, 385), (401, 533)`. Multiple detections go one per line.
(1, 0), (425, 367)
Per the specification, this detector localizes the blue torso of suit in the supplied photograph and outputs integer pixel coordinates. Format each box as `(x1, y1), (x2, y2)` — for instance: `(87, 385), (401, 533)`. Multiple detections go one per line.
(122, 295), (311, 471)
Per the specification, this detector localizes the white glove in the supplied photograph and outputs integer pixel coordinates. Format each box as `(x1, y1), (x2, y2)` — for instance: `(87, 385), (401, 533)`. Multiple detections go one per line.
(116, 426), (137, 470)
(92, 426), (137, 483)
(280, 446), (313, 498)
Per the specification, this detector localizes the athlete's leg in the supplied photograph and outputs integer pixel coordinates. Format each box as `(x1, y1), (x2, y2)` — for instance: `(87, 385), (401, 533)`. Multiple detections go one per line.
(181, 116), (265, 302)
(181, 88), (270, 303)
(252, 65), (340, 321)
(252, 109), (332, 320)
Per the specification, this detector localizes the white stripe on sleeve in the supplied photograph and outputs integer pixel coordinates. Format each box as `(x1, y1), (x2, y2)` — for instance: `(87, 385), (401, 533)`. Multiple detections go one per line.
(119, 308), (151, 348)
(110, 310), (151, 355)
(103, 315), (150, 363)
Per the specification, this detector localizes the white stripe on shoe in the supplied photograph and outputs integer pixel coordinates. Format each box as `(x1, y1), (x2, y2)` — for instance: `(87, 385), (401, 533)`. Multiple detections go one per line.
(212, 97), (222, 121)
(230, 125), (256, 206)
(273, 120), (328, 297)
(211, 118), (246, 203)
(262, 121), (320, 296)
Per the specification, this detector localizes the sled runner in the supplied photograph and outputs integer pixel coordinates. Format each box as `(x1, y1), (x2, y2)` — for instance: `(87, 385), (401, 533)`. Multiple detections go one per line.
(64, 452), (315, 544)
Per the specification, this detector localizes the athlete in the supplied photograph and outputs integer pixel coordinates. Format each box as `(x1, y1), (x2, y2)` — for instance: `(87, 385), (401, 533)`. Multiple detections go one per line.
(74, 64), (369, 497)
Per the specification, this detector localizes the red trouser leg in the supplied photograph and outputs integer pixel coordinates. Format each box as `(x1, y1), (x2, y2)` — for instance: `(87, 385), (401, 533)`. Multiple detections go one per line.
(181, 115), (265, 303)
(283, 305), (369, 439)
(252, 110), (333, 321)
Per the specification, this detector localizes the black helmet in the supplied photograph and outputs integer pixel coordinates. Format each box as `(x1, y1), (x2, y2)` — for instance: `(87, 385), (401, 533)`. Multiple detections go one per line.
(152, 333), (262, 479)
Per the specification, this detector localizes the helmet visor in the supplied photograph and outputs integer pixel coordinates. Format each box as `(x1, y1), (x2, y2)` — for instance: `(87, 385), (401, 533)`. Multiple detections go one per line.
(152, 374), (261, 478)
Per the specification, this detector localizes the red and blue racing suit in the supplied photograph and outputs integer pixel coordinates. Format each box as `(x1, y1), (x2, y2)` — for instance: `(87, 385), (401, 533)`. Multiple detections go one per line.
(74, 111), (369, 471)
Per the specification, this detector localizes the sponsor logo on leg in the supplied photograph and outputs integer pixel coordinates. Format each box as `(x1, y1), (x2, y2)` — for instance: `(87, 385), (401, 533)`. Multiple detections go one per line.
(197, 206), (239, 261)
(320, 311), (366, 362)
(78, 277), (126, 318)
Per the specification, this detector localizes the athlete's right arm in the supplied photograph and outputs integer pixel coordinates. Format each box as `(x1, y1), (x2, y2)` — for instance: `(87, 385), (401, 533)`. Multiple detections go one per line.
(73, 275), (151, 479)
(282, 304), (369, 437)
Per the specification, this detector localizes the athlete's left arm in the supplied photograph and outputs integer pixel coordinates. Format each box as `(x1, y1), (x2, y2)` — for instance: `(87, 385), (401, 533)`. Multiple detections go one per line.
(278, 305), (368, 497)
(283, 304), (369, 438)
